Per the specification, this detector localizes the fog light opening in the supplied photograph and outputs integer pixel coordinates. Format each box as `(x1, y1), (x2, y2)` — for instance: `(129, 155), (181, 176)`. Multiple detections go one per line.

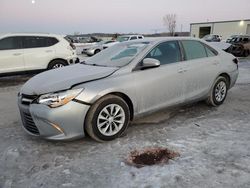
(49, 122), (64, 134)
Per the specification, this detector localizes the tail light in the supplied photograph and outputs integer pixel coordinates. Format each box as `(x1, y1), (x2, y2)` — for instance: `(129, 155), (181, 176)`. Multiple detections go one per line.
(233, 58), (239, 69)
(70, 43), (76, 50)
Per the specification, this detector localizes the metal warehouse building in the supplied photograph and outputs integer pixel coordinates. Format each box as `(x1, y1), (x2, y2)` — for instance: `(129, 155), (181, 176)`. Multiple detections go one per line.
(190, 19), (250, 40)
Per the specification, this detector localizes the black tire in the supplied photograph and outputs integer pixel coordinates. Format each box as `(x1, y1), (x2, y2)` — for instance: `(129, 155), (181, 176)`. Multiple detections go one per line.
(48, 60), (68, 70)
(244, 50), (249, 57)
(85, 95), (130, 142)
(206, 76), (229, 107)
(94, 49), (101, 54)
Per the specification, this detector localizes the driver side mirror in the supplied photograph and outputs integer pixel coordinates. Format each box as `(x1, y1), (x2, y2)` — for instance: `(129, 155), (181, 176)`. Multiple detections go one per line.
(141, 58), (160, 70)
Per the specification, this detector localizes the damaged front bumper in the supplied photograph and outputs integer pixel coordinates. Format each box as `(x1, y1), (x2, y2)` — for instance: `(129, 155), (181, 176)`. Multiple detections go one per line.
(18, 94), (90, 140)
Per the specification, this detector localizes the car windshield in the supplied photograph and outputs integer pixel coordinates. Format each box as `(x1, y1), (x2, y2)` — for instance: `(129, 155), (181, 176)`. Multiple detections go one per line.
(96, 41), (105, 45)
(232, 37), (243, 43)
(117, 36), (130, 42)
(84, 42), (149, 67)
(203, 35), (213, 40)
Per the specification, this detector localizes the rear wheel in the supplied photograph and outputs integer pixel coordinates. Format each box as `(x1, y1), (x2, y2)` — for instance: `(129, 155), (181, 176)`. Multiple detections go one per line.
(48, 60), (67, 70)
(244, 50), (249, 57)
(206, 76), (229, 106)
(85, 95), (130, 142)
(94, 49), (101, 54)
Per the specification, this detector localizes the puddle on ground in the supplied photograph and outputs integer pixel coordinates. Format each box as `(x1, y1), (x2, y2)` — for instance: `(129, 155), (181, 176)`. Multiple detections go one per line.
(126, 147), (180, 168)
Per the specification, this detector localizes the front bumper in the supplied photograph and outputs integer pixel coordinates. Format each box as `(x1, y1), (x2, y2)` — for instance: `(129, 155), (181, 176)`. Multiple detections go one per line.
(86, 49), (95, 56)
(67, 54), (80, 64)
(18, 95), (90, 140)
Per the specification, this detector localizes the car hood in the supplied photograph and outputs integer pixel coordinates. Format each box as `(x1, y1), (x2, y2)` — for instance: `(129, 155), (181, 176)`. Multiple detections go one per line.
(210, 42), (232, 50)
(20, 64), (118, 95)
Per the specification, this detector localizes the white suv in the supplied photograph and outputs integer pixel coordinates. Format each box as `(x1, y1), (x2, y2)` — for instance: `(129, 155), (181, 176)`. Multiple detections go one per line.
(117, 35), (144, 42)
(0, 33), (79, 75)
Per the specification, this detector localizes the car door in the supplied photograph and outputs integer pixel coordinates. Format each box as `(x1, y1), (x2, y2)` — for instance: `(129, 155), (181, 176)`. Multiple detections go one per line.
(0, 36), (25, 74)
(134, 41), (185, 114)
(22, 36), (56, 70)
(180, 40), (219, 102)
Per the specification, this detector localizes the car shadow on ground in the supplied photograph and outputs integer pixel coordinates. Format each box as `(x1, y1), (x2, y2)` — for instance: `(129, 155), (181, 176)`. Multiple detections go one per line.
(0, 74), (34, 88)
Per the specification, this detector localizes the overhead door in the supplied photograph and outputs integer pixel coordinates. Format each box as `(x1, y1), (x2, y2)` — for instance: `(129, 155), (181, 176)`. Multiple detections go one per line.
(247, 24), (250, 35)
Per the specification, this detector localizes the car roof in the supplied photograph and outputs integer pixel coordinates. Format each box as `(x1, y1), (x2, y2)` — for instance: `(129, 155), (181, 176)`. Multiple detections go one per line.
(232, 35), (250, 38)
(119, 35), (143, 37)
(122, 37), (204, 44)
(0, 33), (66, 39)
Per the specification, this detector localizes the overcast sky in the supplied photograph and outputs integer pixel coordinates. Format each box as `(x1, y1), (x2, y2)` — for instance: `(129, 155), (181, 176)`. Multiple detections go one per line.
(0, 0), (249, 34)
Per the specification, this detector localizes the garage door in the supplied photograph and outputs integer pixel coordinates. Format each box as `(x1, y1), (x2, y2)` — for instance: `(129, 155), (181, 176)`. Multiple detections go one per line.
(247, 24), (250, 35)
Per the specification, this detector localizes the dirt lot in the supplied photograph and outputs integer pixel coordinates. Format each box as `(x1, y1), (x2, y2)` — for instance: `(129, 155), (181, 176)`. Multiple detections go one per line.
(0, 58), (250, 188)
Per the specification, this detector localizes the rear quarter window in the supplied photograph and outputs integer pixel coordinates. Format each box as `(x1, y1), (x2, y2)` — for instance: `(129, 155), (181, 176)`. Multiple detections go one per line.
(130, 36), (138, 40)
(204, 45), (218, 57)
(48, 37), (59, 46)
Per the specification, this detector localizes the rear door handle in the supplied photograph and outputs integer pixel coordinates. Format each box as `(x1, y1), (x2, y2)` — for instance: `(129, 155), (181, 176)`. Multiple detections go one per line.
(13, 53), (22, 56)
(178, 68), (184, 73)
(213, 61), (219, 65)
(178, 68), (188, 73)
(45, 50), (53, 53)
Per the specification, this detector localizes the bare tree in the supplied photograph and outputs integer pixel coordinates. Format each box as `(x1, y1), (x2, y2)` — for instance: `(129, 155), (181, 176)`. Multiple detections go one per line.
(163, 14), (177, 36)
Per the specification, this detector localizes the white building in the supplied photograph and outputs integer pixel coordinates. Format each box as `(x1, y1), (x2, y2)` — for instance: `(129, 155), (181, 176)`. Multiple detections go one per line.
(190, 19), (250, 40)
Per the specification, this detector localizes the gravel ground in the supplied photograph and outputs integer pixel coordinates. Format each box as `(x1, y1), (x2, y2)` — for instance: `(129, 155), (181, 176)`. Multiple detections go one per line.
(0, 58), (250, 188)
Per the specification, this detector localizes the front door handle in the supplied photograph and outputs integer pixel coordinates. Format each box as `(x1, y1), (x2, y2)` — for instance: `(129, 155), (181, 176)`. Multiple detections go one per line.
(45, 50), (53, 53)
(13, 53), (22, 56)
(213, 61), (219, 65)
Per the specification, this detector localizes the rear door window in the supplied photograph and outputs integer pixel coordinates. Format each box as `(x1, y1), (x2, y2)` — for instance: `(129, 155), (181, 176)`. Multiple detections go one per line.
(181, 40), (207, 60)
(23, 36), (57, 48)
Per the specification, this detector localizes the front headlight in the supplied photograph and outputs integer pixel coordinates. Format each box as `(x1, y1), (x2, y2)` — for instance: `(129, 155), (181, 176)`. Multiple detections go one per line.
(38, 88), (83, 108)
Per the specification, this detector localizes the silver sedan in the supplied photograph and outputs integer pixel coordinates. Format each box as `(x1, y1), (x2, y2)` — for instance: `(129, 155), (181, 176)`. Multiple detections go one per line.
(18, 37), (239, 141)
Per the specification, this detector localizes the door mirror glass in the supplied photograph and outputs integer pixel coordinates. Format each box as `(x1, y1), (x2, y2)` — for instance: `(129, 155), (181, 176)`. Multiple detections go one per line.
(141, 58), (160, 69)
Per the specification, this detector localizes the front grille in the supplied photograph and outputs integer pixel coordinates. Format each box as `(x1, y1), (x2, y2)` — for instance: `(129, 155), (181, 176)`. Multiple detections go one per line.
(21, 94), (37, 105)
(22, 112), (40, 135)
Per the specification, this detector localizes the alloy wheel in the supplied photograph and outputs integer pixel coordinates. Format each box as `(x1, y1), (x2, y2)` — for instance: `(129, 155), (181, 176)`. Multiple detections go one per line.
(215, 81), (227, 102)
(97, 104), (125, 136)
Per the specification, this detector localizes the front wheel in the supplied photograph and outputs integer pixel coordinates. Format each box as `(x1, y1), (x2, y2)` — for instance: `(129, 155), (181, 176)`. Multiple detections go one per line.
(206, 76), (229, 106)
(85, 95), (130, 142)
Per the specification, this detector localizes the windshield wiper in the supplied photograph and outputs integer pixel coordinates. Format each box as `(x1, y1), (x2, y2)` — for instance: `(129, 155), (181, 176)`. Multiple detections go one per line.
(82, 63), (108, 67)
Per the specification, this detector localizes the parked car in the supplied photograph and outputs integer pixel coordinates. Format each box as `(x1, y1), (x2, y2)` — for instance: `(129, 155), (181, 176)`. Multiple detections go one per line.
(83, 40), (117, 56)
(68, 36), (101, 55)
(210, 42), (232, 52)
(117, 35), (144, 42)
(102, 41), (119, 49)
(18, 37), (238, 141)
(226, 35), (239, 43)
(102, 35), (144, 50)
(202, 34), (221, 42)
(227, 35), (250, 57)
(0, 33), (79, 75)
